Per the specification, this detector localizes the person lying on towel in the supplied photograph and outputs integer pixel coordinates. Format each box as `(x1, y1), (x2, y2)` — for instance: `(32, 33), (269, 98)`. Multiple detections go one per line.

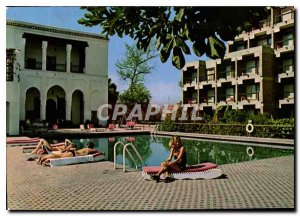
(37, 142), (98, 166)
(30, 138), (77, 154)
(150, 136), (187, 183)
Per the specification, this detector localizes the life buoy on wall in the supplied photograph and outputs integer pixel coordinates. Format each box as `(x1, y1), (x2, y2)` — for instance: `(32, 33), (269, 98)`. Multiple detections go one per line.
(246, 147), (254, 157)
(246, 123), (254, 133)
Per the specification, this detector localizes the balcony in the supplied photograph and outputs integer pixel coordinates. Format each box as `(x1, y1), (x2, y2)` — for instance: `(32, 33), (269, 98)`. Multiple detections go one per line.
(278, 65), (294, 82)
(216, 71), (235, 86)
(183, 77), (197, 91)
(198, 71), (216, 89)
(200, 96), (215, 104)
(25, 59), (42, 70)
(258, 18), (271, 28)
(71, 64), (82, 73)
(275, 10), (294, 24)
(46, 63), (66, 72)
(185, 98), (197, 105)
(239, 92), (259, 101)
(279, 92), (294, 108)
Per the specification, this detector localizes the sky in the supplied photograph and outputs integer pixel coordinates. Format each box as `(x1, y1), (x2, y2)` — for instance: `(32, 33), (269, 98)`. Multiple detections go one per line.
(6, 6), (208, 105)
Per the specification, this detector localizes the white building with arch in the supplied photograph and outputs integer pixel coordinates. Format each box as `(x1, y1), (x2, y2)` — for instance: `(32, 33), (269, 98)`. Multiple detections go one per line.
(6, 20), (108, 135)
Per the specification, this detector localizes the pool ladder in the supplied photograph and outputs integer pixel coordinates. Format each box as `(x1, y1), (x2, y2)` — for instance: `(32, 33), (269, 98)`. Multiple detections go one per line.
(150, 124), (160, 136)
(113, 141), (145, 172)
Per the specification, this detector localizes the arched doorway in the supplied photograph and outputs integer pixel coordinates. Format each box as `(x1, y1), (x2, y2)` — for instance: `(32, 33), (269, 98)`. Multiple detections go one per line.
(46, 85), (66, 124)
(25, 87), (40, 123)
(46, 99), (56, 124)
(71, 90), (84, 125)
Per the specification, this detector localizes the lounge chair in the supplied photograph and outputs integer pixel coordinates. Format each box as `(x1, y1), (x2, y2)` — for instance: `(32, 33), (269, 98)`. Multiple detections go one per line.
(44, 152), (105, 167)
(142, 162), (222, 180)
(108, 124), (115, 131)
(7, 137), (40, 147)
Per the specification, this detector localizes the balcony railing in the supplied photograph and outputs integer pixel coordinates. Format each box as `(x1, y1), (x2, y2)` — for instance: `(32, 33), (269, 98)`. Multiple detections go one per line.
(183, 77), (197, 84)
(217, 94), (235, 102)
(258, 18), (271, 28)
(217, 71), (235, 80)
(185, 98), (197, 104)
(275, 10), (294, 24)
(238, 66), (259, 77)
(199, 96), (215, 103)
(71, 64), (83, 73)
(25, 60), (42, 70)
(278, 65), (294, 74)
(275, 39), (294, 49)
(283, 91), (294, 99)
(47, 63), (66, 72)
(238, 92), (259, 101)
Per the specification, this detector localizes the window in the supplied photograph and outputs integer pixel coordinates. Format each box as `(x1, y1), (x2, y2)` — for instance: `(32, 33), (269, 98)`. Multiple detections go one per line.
(283, 84), (294, 98)
(257, 38), (271, 47)
(282, 33), (293, 46)
(246, 85), (259, 100)
(225, 65), (233, 77)
(207, 69), (215, 81)
(283, 58), (293, 72)
(207, 89), (215, 103)
(246, 60), (258, 74)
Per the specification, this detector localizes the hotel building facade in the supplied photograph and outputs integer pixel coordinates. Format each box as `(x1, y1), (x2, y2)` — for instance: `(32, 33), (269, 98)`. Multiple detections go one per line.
(182, 7), (294, 118)
(6, 20), (108, 135)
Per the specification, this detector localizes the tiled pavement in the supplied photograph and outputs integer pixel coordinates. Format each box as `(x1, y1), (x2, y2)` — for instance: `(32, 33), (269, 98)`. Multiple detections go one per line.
(7, 146), (294, 210)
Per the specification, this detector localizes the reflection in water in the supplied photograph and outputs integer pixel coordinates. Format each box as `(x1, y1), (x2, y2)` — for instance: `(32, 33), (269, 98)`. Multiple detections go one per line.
(65, 135), (293, 169)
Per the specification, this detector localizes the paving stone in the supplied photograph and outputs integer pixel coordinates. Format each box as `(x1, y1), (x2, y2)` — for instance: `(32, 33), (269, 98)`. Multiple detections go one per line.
(6, 146), (294, 210)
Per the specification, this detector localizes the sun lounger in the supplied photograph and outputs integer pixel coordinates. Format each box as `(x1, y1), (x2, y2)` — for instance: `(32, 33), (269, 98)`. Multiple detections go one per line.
(45, 152), (105, 167)
(6, 137), (41, 146)
(142, 162), (222, 180)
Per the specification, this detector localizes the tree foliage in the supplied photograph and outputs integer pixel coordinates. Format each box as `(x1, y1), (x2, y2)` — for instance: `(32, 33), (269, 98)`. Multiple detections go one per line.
(116, 43), (157, 87)
(118, 83), (151, 109)
(78, 6), (268, 69)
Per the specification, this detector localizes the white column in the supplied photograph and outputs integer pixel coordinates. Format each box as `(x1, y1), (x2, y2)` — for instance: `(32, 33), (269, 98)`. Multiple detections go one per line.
(42, 41), (48, 71)
(40, 93), (47, 121)
(66, 92), (72, 121)
(66, 44), (72, 73)
(21, 38), (26, 70)
(84, 47), (88, 73)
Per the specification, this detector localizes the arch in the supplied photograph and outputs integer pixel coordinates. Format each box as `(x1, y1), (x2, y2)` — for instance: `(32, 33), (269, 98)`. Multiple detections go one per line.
(46, 85), (66, 123)
(25, 87), (40, 123)
(71, 89), (84, 125)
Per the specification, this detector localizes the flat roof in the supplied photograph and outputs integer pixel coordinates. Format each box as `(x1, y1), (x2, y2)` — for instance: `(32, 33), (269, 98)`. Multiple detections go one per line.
(7, 19), (108, 41)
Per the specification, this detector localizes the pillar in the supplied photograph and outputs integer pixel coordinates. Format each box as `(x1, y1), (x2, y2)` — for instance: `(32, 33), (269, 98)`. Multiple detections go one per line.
(42, 41), (48, 71)
(21, 38), (26, 70)
(66, 44), (72, 73)
(66, 92), (72, 121)
(84, 47), (88, 73)
(40, 92), (47, 121)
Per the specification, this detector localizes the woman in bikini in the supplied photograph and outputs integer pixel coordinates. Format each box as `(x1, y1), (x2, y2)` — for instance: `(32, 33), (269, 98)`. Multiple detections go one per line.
(151, 136), (187, 183)
(30, 138), (75, 154)
(37, 142), (98, 166)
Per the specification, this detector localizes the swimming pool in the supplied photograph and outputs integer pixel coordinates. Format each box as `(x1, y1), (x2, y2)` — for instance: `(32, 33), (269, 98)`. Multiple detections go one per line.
(57, 135), (293, 169)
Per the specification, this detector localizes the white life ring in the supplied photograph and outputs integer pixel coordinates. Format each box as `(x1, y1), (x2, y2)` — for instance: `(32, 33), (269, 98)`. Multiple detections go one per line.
(246, 147), (254, 157)
(246, 123), (254, 133)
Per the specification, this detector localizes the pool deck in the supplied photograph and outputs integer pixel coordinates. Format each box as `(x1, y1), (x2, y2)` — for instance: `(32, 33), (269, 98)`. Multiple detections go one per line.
(40, 126), (294, 146)
(6, 146), (294, 210)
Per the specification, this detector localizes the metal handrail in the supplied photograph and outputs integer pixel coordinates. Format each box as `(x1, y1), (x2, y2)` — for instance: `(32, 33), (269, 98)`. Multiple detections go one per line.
(123, 143), (145, 172)
(113, 141), (138, 170)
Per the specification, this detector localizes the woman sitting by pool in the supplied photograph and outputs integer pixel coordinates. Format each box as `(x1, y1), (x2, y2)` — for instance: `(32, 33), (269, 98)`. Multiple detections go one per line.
(37, 142), (98, 166)
(30, 138), (76, 154)
(150, 136), (187, 183)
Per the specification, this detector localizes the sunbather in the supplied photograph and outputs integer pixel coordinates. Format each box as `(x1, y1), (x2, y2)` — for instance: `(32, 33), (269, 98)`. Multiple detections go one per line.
(30, 139), (75, 154)
(37, 142), (98, 166)
(150, 136), (187, 183)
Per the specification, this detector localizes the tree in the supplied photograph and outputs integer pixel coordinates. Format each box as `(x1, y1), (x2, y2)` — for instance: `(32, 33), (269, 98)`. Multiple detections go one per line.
(116, 43), (157, 87)
(118, 83), (151, 110)
(108, 78), (119, 121)
(78, 7), (268, 69)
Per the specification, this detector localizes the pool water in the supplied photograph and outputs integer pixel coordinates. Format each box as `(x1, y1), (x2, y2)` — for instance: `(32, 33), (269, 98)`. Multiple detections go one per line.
(55, 135), (294, 169)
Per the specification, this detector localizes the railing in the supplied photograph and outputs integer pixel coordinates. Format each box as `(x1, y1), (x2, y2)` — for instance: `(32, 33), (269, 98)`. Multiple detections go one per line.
(275, 39), (294, 49)
(199, 96), (215, 103)
(217, 71), (235, 80)
(217, 94), (235, 102)
(283, 91), (294, 99)
(113, 141), (145, 172)
(258, 18), (271, 28)
(25, 60), (42, 70)
(185, 98), (197, 104)
(46, 63), (66, 72)
(183, 77), (197, 84)
(239, 92), (259, 101)
(238, 66), (259, 76)
(275, 10), (294, 24)
(278, 65), (294, 73)
(71, 64), (81, 73)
